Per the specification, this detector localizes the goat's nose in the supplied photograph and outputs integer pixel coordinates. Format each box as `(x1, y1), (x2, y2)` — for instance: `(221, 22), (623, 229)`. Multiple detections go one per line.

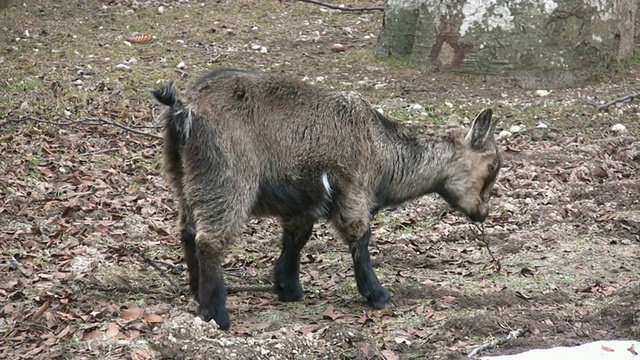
(468, 209), (488, 223)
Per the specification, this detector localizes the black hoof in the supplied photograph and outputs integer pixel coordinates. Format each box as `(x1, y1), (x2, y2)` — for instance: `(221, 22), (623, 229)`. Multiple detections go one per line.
(274, 283), (304, 302)
(199, 304), (231, 330)
(367, 287), (393, 309)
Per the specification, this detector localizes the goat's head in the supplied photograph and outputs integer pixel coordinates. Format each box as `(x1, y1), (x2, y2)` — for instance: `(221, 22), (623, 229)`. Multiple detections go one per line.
(438, 109), (501, 223)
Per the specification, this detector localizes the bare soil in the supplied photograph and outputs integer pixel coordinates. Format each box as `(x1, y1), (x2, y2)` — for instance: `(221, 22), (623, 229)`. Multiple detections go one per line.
(0, 1), (639, 359)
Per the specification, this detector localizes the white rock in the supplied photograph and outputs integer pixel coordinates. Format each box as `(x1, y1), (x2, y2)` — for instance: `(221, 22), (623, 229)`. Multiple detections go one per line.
(536, 122), (548, 128)
(158, 6), (165, 14)
(123, 41), (132, 47)
(176, 61), (186, 69)
(72, 79), (83, 85)
(24, 30), (30, 37)
(498, 130), (512, 139)
(611, 123), (627, 132)
(315, 76), (325, 82)
(374, 83), (387, 89)
(501, 93), (508, 98)
(375, 108), (384, 115)
(116, 63), (131, 71)
(128, 57), (137, 64)
(444, 101), (454, 108)
(535, 89), (550, 97)
(251, 44), (262, 50)
(509, 125), (523, 133)
(259, 46), (268, 54)
(410, 104), (423, 111)
(124, 9), (135, 15)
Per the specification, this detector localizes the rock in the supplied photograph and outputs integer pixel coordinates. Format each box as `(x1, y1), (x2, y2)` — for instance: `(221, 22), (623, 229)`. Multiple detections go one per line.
(509, 125), (523, 133)
(536, 122), (548, 128)
(116, 63), (131, 71)
(158, 5), (165, 14)
(498, 130), (512, 139)
(128, 57), (137, 64)
(331, 43), (346, 52)
(72, 79), (83, 85)
(611, 123), (627, 132)
(251, 44), (262, 50)
(176, 61), (185, 69)
(124, 9), (134, 15)
(375, 108), (384, 115)
(259, 46), (268, 54)
(535, 89), (550, 97)
(374, 83), (387, 89)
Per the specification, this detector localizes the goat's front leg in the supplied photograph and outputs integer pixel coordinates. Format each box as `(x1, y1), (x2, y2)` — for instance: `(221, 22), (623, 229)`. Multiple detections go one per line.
(274, 217), (314, 302)
(332, 198), (392, 308)
(349, 227), (392, 308)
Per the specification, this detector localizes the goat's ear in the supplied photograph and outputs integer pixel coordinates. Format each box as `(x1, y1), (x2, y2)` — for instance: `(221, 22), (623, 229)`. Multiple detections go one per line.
(465, 108), (496, 149)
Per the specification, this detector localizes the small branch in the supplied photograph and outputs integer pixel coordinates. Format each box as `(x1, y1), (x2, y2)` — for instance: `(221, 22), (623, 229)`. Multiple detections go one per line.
(472, 223), (501, 273)
(1, 115), (163, 140)
(295, 0), (384, 12)
(0, 255), (20, 270)
(468, 328), (525, 358)
(227, 284), (273, 294)
(79, 147), (120, 156)
(597, 91), (640, 111)
(126, 244), (183, 293)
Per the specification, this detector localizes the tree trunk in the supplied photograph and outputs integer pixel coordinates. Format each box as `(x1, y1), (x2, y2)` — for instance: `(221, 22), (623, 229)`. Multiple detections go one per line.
(375, 0), (637, 89)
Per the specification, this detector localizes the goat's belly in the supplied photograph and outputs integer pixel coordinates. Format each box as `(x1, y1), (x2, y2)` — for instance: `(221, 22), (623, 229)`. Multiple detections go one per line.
(251, 178), (335, 219)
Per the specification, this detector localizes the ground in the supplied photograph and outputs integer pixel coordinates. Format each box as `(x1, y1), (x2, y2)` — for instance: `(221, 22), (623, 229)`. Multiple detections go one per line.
(0, 1), (639, 359)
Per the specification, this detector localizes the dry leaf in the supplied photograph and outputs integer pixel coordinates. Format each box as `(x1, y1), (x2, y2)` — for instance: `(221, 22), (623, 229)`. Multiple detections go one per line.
(32, 300), (50, 320)
(322, 305), (343, 321)
(601, 345), (615, 352)
(143, 313), (164, 323)
(121, 305), (144, 320)
(381, 349), (399, 360)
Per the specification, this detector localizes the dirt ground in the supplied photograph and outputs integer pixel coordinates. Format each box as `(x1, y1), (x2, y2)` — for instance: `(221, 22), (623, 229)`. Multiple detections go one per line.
(0, 1), (639, 359)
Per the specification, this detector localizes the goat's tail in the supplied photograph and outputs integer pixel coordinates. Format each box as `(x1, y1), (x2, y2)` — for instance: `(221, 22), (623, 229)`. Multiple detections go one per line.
(151, 81), (194, 142)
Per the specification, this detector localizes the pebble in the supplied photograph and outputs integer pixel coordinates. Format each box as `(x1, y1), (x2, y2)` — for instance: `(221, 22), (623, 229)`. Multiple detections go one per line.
(158, 6), (165, 14)
(498, 130), (512, 139)
(331, 43), (346, 52)
(536, 122), (548, 128)
(128, 57), (137, 64)
(509, 125), (523, 133)
(259, 46), (268, 54)
(72, 79), (83, 85)
(375, 108), (384, 115)
(611, 123), (627, 132)
(124, 9), (135, 15)
(374, 83), (387, 89)
(536, 89), (550, 97)
(116, 63), (131, 71)
(176, 61), (185, 69)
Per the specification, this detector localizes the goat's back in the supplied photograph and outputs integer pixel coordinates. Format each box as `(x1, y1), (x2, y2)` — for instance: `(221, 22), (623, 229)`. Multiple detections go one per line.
(184, 69), (385, 177)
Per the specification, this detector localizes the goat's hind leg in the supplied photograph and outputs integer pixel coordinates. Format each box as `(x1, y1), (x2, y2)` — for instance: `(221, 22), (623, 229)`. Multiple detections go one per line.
(190, 188), (252, 331)
(274, 217), (314, 302)
(179, 204), (199, 298)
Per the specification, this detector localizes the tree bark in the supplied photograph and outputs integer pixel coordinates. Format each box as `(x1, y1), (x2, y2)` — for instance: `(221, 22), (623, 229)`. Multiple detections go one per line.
(376, 0), (637, 88)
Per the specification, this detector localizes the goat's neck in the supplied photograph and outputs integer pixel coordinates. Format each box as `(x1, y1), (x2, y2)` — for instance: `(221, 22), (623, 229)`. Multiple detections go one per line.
(374, 128), (456, 210)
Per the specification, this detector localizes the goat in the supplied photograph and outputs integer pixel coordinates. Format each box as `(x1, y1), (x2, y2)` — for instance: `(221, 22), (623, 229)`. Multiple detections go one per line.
(151, 68), (502, 330)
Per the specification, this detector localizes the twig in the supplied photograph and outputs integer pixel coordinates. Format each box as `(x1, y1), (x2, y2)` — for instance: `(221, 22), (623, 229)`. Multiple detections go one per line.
(510, 126), (563, 139)
(468, 328), (525, 358)
(0, 115), (163, 140)
(597, 91), (640, 111)
(227, 284), (273, 294)
(295, 0), (384, 12)
(0, 255), (20, 270)
(126, 244), (183, 292)
(79, 147), (120, 156)
(472, 223), (501, 272)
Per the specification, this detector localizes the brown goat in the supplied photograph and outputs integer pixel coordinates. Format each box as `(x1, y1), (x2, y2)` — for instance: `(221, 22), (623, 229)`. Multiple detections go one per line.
(151, 68), (501, 330)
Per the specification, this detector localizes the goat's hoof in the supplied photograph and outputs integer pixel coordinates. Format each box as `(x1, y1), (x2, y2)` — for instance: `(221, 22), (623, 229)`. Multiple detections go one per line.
(198, 305), (231, 330)
(274, 284), (303, 302)
(367, 288), (393, 309)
